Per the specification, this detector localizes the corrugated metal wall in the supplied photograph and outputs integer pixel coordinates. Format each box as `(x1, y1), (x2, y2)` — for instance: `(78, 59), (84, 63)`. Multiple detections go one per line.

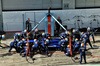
(3, 9), (100, 31)
(0, 0), (2, 31)
(0, 16), (2, 31)
(62, 0), (75, 9)
(76, 0), (100, 8)
(2, 0), (62, 10)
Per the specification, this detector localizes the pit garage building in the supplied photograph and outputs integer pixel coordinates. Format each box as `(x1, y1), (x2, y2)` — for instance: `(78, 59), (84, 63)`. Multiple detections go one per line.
(0, 0), (100, 32)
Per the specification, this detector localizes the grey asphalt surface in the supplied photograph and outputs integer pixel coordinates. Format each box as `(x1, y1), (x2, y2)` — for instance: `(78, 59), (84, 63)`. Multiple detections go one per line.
(0, 33), (100, 66)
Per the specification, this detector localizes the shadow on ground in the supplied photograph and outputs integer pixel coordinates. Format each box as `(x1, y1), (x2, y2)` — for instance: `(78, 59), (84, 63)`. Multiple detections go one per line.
(0, 52), (13, 57)
(95, 40), (100, 43)
(87, 61), (100, 64)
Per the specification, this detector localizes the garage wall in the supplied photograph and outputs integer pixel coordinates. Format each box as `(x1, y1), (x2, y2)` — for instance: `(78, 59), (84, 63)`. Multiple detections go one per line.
(0, 0), (2, 14)
(2, 0), (100, 10)
(62, 0), (75, 9)
(3, 12), (24, 31)
(0, 0), (2, 31)
(0, 16), (2, 31)
(3, 9), (100, 31)
(2, 0), (62, 10)
(76, 0), (100, 8)
(95, 0), (100, 7)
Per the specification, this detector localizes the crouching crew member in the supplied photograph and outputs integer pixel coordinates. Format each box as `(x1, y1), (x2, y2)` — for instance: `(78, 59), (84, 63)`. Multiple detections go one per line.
(65, 45), (71, 56)
(41, 38), (49, 56)
(17, 38), (26, 52)
(14, 33), (21, 41)
(73, 38), (81, 51)
(58, 38), (69, 51)
(9, 33), (21, 52)
(20, 39), (38, 57)
(20, 29), (27, 39)
(72, 29), (80, 41)
(33, 29), (42, 39)
(9, 39), (19, 52)
(59, 31), (69, 39)
(42, 33), (51, 39)
(31, 39), (39, 58)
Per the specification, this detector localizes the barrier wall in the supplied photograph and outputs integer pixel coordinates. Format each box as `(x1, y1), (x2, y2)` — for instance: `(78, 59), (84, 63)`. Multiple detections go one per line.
(0, 15), (2, 31)
(3, 9), (100, 32)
